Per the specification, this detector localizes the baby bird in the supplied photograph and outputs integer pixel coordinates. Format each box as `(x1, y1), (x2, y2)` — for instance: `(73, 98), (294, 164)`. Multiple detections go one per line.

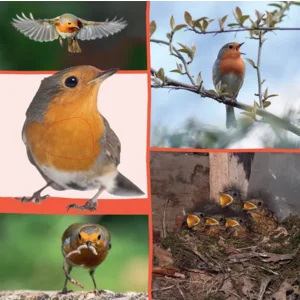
(185, 211), (206, 232)
(219, 184), (244, 213)
(204, 214), (227, 236)
(225, 216), (251, 238)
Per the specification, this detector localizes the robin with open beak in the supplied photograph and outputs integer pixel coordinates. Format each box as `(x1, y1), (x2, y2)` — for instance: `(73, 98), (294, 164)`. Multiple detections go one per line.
(225, 216), (251, 238)
(16, 65), (144, 211)
(185, 211), (207, 231)
(213, 42), (246, 128)
(204, 214), (227, 236)
(12, 13), (127, 53)
(62, 223), (111, 294)
(219, 185), (245, 214)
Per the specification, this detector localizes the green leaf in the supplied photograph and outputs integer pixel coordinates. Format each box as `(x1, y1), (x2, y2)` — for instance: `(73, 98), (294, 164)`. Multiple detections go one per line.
(241, 112), (256, 120)
(219, 15), (228, 30)
(266, 94), (279, 99)
(166, 33), (172, 40)
(261, 79), (266, 85)
(227, 23), (239, 27)
(170, 15), (175, 30)
(235, 6), (243, 19)
(184, 11), (193, 27)
(157, 68), (165, 82)
(264, 87), (268, 99)
(170, 69), (183, 74)
(195, 17), (209, 22)
(202, 19), (209, 31)
(268, 3), (283, 9)
(239, 15), (249, 26)
(292, 1), (300, 5)
(196, 72), (202, 86)
(194, 21), (203, 31)
(245, 58), (256, 68)
(150, 21), (157, 37)
(207, 89), (219, 97)
(173, 24), (187, 32)
(263, 101), (271, 108)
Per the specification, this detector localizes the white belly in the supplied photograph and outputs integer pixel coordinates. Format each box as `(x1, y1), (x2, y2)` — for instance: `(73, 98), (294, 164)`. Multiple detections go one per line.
(59, 31), (77, 39)
(40, 165), (118, 192)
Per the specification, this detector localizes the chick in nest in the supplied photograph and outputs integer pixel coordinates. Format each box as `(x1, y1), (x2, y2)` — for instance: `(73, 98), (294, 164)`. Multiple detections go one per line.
(225, 215), (251, 238)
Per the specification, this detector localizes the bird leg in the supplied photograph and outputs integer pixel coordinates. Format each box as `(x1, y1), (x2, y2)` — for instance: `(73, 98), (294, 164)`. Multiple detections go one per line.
(60, 264), (73, 294)
(67, 38), (73, 53)
(89, 269), (104, 295)
(14, 183), (50, 204)
(66, 187), (105, 212)
(59, 37), (64, 47)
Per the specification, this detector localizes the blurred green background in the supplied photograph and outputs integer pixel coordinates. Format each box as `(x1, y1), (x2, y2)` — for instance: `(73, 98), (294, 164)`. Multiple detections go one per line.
(0, 1), (147, 70)
(0, 214), (149, 292)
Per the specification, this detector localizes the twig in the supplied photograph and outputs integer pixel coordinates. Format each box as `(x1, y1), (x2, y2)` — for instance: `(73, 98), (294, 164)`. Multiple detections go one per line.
(176, 282), (186, 300)
(162, 198), (170, 238)
(258, 276), (272, 300)
(187, 27), (300, 35)
(152, 285), (175, 292)
(151, 38), (196, 86)
(256, 31), (264, 108)
(256, 265), (279, 276)
(151, 66), (300, 137)
(64, 244), (98, 288)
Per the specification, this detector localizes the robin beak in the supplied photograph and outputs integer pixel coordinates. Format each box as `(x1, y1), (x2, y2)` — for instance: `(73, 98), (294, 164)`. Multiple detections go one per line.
(86, 241), (92, 248)
(243, 201), (257, 211)
(186, 214), (201, 228)
(237, 42), (245, 55)
(88, 68), (119, 84)
(219, 192), (233, 207)
(225, 219), (240, 228)
(205, 217), (219, 226)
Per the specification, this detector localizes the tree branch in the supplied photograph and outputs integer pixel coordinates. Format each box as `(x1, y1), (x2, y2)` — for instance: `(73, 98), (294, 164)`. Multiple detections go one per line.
(151, 67), (300, 137)
(256, 31), (264, 108)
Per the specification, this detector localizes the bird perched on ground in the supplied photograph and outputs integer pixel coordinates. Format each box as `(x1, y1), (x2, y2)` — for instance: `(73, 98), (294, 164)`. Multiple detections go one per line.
(62, 223), (111, 294)
(12, 13), (127, 53)
(243, 197), (279, 235)
(16, 65), (144, 211)
(225, 216), (251, 238)
(213, 42), (245, 128)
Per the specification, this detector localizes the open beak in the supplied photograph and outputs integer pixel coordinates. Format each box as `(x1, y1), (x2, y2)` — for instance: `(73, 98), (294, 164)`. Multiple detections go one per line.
(88, 68), (119, 84)
(205, 217), (219, 226)
(237, 42), (245, 55)
(243, 201), (257, 211)
(219, 192), (233, 207)
(225, 219), (240, 228)
(86, 241), (92, 248)
(187, 214), (201, 228)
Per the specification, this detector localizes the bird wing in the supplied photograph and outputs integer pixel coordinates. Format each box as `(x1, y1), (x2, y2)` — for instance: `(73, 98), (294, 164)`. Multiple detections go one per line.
(76, 16), (127, 41)
(102, 116), (121, 167)
(12, 12), (59, 42)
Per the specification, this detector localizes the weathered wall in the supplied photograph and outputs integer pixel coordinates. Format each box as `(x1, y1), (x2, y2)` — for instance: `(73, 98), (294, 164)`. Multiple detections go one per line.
(150, 152), (210, 232)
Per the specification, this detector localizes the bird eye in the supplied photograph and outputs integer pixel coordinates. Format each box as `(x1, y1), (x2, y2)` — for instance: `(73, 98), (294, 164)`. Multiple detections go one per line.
(257, 201), (262, 206)
(68, 22), (71, 25)
(229, 45), (233, 49)
(78, 233), (82, 240)
(219, 218), (224, 222)
(97, 234), (101, 240)
(233, 192), (237, 197)
(200, 213), (204, 218)
(65, 76), (78, 88)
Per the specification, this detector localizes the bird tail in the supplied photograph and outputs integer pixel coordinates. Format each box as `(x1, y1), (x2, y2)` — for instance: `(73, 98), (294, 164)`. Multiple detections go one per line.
(108, 172), (145, 197)
(68, 38), (81, 53)
(226, 105), (237, 129)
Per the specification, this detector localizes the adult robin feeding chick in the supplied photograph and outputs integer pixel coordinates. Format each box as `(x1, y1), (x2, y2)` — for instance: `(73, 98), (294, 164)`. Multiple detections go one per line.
(243, 198), (278, 235)
(12, 13), (127, 53)
(62, 223), (111, 294)
(16, 65), (144, 211)
(213, 42), (246, 128)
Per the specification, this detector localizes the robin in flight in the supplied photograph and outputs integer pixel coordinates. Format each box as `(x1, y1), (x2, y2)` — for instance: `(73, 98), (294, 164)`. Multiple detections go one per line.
(213, 42), (245, 128)
(225, 216), (251, 238)
(243, 198), (278, 235)
(12, 13), (127, 53)
(62, 223), (111, 294)
(16, 65), (144, 211)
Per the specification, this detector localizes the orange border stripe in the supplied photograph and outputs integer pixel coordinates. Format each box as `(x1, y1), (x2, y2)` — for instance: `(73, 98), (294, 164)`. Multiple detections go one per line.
(0, 70), (147, 75)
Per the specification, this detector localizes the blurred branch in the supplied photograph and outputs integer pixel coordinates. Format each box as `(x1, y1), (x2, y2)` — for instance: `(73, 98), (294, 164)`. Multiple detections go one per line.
(256, 31), (264, 108)
(151, 64), (300, 137)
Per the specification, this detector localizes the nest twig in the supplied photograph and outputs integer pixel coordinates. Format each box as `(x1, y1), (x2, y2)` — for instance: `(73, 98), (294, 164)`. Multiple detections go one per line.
(63, 244), (98, 288)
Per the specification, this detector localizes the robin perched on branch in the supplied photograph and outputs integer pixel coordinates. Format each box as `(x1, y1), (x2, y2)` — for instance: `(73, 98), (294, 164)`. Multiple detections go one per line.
(61, 223), (111, 294)
(16, 65), (144, 211)
(213, 42), (245, 128)
(12, 13), (127, 53)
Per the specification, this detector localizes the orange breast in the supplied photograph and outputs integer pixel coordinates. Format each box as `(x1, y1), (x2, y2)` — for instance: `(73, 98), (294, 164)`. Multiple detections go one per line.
(55, 22), (80, 34)
(219, 57), (245, 76)
(67, 248), (109, 269)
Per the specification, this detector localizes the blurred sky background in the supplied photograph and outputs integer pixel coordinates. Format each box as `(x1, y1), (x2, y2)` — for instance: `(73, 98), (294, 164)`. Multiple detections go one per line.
(0, 1), (146, 70)
(150, 1), (300, 148)
(0, 214), (148, 292)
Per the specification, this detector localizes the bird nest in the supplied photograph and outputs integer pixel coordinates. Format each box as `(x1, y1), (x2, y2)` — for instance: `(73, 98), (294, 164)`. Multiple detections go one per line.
(152, 214), (300, 300)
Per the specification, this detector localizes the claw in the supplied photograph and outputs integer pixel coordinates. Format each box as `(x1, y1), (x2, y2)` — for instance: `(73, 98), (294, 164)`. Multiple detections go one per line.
(14, 192), (49, 204)
(59, 289), (73, 294)
(66, 199), (98, 212)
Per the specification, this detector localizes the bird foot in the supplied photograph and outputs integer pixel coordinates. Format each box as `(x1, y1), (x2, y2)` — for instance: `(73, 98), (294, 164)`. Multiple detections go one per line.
(272, 226), (289, 239)
(59, 288), (73, 294)
(66, 198), (98, 212)
(91, 289), (104, 295)
(14, 192), (50, 204)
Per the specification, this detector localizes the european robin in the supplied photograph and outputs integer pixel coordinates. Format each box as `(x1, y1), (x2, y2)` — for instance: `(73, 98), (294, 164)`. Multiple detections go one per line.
(225, 216), (251, 238)
(16, 65), (144, 211)
(185, 211), (206, 231)
(243, 198), (278, 235)
(62, 223), (111, 294)
(219, 185), (245, 215)
(12, 13), (127, 53)
(213, 42), (246, 128)
(204, 214), (227, 236)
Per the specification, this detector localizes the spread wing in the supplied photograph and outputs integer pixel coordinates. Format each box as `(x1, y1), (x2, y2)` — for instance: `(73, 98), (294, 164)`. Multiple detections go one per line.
(76, 16), (127, 41)
(102, 116), (121, 167)
(12, 13), (59, 42)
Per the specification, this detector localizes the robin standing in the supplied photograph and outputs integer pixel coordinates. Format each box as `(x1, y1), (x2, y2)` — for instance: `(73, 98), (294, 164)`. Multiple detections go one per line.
(12, 13), (127, 53)
(16, 65), (144, 211)
(243, 198), (278, 235)
(62, 223), (111, 294)
(225, 216), (251, 238)
(213, 42), (246, 128)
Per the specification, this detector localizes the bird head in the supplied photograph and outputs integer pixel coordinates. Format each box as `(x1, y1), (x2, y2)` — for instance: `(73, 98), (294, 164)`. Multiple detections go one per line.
(219, 185), (243, 208)
(59, 14), (81, 32)
(75, 224), (111, 251)
(205, 214), (226, 227)
(217, 42), (245, 59)
(225, 216), (247, 228)
(243, 198), (266, 214)
(186, 212), (206, 228)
